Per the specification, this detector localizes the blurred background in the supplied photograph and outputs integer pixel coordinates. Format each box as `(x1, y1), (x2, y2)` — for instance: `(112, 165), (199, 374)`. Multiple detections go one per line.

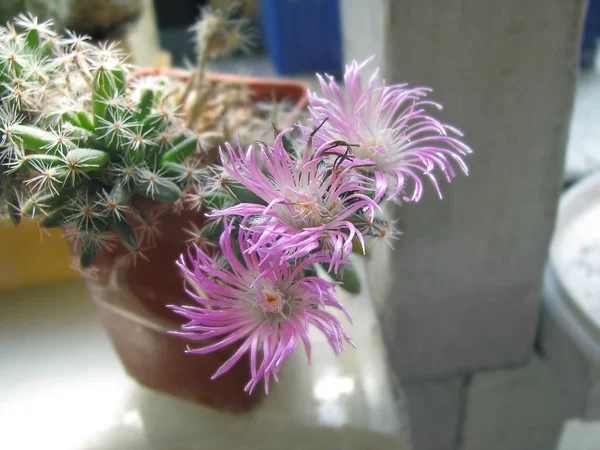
(2, 1), (600, 449)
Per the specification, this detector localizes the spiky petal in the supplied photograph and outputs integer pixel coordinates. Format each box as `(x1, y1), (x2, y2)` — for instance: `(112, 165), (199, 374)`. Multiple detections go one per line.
(170, 221), (354, 394)
(214, 130), (377, 272)
(308, 58), (472, 202)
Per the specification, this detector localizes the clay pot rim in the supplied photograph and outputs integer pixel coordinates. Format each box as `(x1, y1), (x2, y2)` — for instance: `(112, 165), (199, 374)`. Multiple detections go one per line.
(130, 67), (310, 128)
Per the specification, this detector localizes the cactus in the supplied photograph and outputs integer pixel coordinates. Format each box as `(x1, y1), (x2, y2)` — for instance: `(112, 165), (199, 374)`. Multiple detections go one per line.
(0, 13), (269, 269)
(0, 15), (219, 267)
(0, 11), (382, 296)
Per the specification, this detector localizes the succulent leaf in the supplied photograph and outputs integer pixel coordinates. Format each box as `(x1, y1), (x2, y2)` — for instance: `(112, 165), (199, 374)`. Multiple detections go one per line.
(159, 137), (198, 165)
(40, 207), (72, 228)
(110, 219), (138, 252)
(64, 148), (110, 172)
(12, 125), (75, 153)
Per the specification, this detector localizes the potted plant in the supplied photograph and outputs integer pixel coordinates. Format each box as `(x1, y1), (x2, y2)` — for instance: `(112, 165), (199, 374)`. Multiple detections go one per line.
(0, 9), (472, 408)
(166, 57), (473, 394)
(0, 10), (306, 411)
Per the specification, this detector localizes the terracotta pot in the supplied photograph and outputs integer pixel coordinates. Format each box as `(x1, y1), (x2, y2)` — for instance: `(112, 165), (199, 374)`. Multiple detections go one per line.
(77, 207), (263, 412)
(77, 71), (308, 412)
(131, 67), (309, 129)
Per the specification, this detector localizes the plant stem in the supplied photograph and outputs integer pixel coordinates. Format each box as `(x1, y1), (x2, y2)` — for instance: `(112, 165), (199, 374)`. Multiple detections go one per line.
(186, 46), (212, 128)
(178, 45), (209, 107)
(195, 48), (209, 91)
(186, 87), (211, 128)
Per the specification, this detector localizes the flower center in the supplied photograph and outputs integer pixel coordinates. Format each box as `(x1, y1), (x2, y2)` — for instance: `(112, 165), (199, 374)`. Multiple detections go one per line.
(291, 199), (329, 228)
(352, 128), (398, 169)
(259, 286), (290, 317)
(356, 138), (382, 161)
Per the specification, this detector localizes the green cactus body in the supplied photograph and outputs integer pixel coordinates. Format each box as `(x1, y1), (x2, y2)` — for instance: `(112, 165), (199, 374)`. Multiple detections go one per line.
(0, 11), (368, 298)
(0, 16), (216, 267)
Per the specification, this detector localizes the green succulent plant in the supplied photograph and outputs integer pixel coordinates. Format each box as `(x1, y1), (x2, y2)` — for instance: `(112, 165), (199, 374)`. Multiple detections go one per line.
(0, 12), (366, 295)
(0, 15), (211, 267)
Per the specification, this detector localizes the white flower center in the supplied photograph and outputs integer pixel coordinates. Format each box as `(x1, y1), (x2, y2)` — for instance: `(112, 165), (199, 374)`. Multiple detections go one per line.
(290, 198), (333, 228)
(356, 138), (384, 161)
(352, 128), (403, 171)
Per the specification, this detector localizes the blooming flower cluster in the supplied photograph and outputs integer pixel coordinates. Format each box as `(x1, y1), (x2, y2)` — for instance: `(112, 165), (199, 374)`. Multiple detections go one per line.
(308, 58), (471, 203)
(173, 59), (473, 392)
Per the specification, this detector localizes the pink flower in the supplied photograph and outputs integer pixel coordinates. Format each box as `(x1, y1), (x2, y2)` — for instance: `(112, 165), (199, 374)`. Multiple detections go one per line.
(170, 221), (354, 394)
(213, 130), (377, 272)
(308, 58), (471, 203)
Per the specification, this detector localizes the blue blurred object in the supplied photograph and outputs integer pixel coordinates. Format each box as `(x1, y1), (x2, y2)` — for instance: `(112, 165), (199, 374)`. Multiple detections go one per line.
(581, 0), (600, 69)
(260, 0), (342, 76)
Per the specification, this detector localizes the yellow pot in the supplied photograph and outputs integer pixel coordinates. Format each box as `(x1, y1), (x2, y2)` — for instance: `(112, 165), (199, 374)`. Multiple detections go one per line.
(0, 219), (76, 291)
